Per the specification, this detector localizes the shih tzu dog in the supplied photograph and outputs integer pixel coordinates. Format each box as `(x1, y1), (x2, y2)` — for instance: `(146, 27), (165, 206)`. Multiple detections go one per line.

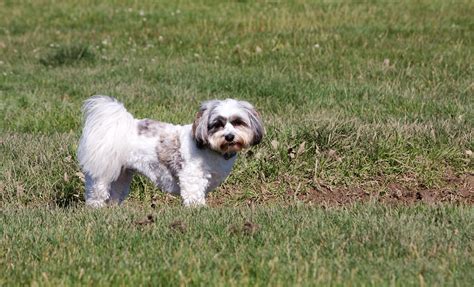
(77, 96), (264, 207)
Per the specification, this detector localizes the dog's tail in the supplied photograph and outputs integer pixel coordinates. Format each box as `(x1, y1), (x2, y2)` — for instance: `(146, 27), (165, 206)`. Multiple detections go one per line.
(77, 96), (135, 182)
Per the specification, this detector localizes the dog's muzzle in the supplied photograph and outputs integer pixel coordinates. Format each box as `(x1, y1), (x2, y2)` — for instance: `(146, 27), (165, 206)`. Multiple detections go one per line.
(224, 134), (235, 142)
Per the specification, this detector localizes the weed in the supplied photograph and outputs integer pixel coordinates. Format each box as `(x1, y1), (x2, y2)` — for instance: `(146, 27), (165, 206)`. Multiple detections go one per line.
(39, 44), (95, 67)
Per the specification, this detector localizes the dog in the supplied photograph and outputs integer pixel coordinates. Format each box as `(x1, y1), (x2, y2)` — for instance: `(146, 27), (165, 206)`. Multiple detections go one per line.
(77, 96), (264, 207)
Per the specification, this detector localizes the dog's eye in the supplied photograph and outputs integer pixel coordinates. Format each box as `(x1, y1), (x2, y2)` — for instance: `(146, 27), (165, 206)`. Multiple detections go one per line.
(209, 122), (224, 130)
(231, 119), (246, 127)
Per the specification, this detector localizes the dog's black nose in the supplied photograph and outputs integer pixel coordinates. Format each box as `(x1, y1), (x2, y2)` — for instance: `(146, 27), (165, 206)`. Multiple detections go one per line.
(225, 134), (235, 142)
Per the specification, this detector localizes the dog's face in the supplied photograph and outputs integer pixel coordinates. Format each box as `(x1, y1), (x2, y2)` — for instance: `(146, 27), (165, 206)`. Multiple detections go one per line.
(192, 99), (264, 155)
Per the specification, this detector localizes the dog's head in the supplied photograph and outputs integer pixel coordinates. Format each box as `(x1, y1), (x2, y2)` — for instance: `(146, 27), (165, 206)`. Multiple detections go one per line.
(192, 99), (264, 155)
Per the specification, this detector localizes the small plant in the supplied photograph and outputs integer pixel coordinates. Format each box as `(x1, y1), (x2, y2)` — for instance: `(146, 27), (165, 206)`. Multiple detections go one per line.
(40, 44), (95, 67)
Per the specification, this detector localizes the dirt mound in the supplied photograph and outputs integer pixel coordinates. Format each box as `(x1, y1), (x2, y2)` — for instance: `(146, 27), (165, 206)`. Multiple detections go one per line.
(210, 173), (473, 207)
(292, 174), (473, 206)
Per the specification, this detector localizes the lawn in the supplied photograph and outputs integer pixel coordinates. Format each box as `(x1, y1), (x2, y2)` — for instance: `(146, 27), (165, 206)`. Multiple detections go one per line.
(2, 204), (474, 286)
(0, 0), (473, 285)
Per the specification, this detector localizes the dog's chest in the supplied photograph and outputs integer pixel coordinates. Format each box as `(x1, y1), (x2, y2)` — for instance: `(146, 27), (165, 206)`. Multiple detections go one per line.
(204, 158), (235, 192)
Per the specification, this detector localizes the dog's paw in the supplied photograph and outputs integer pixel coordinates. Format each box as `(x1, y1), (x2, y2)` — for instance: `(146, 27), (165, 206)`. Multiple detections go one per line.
(183, 197), (206, 207)
(85, 199), (107, 208)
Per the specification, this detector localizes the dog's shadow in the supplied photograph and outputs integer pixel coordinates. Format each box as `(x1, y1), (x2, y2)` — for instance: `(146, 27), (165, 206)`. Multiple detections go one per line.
(53, 173), (171, 208)
(53, 176), (83, 208)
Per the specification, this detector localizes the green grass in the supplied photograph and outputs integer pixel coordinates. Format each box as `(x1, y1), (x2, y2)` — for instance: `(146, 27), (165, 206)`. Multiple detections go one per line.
(1, 0), (472, 204)
(0, 0), (473, 285)
(2, 204), (473, 286)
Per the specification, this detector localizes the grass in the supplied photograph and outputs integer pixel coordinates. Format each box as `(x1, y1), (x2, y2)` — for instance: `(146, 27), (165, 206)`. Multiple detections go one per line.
(2, 204), (474, 286)
(1, 0), (472, 204)
(39, 44), (95, 67)
(0, 0), (473, 285)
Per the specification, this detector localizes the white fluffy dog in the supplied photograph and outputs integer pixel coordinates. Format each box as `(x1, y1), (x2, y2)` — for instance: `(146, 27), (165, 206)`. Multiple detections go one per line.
(77, 96), (264, 207)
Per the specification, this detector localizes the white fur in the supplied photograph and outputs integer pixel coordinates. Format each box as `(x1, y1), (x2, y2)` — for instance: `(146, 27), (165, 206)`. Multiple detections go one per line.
(77, 97), (134, 183)
(77, 96), (263, 207)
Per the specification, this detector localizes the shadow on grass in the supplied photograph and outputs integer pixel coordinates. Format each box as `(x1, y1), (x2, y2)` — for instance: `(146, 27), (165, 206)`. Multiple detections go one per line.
(53, 177), (83, 208)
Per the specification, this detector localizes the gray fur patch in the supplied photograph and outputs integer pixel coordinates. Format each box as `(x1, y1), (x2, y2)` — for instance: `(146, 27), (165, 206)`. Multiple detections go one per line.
(156, 130), (183, 178)
(138, 119), (183, 177)
(137, 119), (168, 137)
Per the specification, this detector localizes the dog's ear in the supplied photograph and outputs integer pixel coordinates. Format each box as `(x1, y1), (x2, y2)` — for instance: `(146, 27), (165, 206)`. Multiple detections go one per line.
(238, 101), (264, 146)
(192, 110), (207, 148)
(249, 108), (264, 146)
(192, 101), (216, 148)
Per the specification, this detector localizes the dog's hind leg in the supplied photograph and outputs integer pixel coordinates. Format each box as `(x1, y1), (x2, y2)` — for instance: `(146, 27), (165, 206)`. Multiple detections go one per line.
(84, 174), (111, 208)
(108, 169), (134, 204)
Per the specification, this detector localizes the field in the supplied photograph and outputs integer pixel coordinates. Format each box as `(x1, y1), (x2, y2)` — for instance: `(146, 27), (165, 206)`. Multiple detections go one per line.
(1, 0), (473, 285)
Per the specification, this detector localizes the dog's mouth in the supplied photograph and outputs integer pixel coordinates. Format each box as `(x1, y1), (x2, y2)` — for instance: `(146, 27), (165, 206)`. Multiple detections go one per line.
(220, 141), (243, 153)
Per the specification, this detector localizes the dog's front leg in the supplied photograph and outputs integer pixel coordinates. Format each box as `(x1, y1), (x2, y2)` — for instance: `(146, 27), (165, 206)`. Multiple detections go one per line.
(84, 174), (111, 208)
(178, 174), (209, 207)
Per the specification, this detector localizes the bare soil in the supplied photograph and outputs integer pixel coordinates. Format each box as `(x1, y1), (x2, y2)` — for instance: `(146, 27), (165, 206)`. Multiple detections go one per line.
(291, 174), (474, 206)
(209, 173), (473, 207)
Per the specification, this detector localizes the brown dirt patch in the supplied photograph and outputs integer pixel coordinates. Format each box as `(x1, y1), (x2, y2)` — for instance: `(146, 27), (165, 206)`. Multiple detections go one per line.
(209, 173), (473, 207)
(228, 221), (259, 235)
(291, 174), (474, 206)
(134, 214), (155, 226)
(169, 220), (187, 233)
